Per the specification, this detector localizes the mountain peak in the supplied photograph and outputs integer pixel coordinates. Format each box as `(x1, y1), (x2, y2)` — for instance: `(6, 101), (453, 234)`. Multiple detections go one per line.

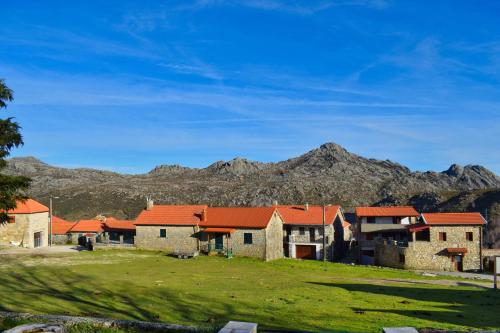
(207, 157), (265, 175)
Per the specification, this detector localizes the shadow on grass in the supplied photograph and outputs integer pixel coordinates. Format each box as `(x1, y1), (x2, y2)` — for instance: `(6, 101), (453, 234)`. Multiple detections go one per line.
(0, 263), (347, 332)
(308, 282), (500, 329)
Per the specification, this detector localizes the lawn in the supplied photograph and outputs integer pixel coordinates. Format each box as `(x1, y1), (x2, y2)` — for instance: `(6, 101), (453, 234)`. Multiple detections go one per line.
(0, 249), (498, 332)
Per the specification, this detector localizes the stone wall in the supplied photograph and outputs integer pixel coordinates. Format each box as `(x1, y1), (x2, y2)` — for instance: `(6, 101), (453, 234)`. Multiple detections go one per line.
(265, 211), (284, 261)
(375, 225), (482, 271)
(0, 212), (49, 248)
(135, 225), (199, 252)
(52, 234), (72, 245)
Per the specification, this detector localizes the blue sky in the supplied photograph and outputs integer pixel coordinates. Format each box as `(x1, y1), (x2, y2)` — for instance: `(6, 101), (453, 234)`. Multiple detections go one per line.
(1, 0), (499, 174)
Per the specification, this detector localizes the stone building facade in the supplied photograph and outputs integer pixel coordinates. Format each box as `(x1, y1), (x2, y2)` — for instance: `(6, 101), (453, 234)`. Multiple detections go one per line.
(375, 213), (486, 272)
(355, 206), (420, 265)
(135, 225), (199, 252)
(277, 205), (345, 261)
(199, 207), (284, 261)
(134, 203), (284, 261)
(0, 199), (49, 248)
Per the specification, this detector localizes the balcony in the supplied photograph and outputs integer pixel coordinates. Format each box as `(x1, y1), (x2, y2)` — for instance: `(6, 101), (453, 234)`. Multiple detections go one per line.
(361, 224), (407, 233)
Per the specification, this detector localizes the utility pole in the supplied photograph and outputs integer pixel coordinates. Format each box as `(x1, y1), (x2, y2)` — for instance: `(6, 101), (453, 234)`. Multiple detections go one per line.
(49, 196), (59, 246)
(322, 204), (326, 262)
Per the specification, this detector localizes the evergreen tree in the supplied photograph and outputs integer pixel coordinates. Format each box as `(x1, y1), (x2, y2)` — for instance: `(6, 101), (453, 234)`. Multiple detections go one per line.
(0, 79), (31, 222)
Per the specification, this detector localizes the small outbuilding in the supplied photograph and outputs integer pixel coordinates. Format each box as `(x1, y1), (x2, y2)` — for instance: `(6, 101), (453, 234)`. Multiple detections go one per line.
(0, 199), (49, 248)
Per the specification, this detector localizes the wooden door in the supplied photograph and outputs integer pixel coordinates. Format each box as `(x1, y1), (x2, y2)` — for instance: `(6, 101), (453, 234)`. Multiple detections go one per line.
(295, 245), (316, 259)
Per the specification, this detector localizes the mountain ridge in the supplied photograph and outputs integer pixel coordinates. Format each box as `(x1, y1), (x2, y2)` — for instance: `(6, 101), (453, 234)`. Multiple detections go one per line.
(5, 142), (500, 248)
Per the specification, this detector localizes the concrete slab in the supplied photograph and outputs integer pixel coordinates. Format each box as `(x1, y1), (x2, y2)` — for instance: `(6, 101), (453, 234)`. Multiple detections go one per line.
(218, 321), (258, 333)
(383, 327), (418, 333)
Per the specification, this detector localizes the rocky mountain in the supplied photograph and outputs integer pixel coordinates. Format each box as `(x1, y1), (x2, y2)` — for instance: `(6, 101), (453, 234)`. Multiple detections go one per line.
(4, 143), (500, 246)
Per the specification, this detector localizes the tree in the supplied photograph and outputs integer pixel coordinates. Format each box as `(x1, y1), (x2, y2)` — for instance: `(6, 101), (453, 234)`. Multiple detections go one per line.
(0, 79), (31, 222)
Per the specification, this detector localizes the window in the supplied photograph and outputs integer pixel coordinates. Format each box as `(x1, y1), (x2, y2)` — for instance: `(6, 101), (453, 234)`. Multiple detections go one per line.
(7, 216), (15, 223)
(299, 227), (305, 235)
(466, 232), (473, 241)
(244, 233), (253, 244)
(159, 229), (167, 238)
(392, 217), (401, 224)
(367, 217), (376, 224)
(366, 233), (374, 241)
(438, 232), (447, 241)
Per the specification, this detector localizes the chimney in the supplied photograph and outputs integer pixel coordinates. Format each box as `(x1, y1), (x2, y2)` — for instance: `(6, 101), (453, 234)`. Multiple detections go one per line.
(201, 208), (207, 222)
(305, 203), (309, 211)
(146, 197), (154, 211)
(272, 200), (278, 206)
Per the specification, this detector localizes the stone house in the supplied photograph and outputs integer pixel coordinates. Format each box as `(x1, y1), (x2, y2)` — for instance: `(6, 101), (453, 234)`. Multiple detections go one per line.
(199, 207), (284, 261)
(51, 215), (76, 244)
(277, 204), (347, 260)
(134, 202), (284, 261)
(355, 206), (419, 265)
(68, 219), (104, 244)
(375, 212), (486, 272)
(134, 204), (206, 252)
(0, 199), (49, 248)
(101, 217), (136, 244)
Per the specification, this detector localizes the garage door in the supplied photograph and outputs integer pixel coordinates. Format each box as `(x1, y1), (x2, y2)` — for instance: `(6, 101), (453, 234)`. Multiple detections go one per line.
(295, 245), (316, 259)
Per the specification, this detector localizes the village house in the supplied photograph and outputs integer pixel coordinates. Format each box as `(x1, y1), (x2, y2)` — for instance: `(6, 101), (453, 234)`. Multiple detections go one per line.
(375, 212), (486, 272)
(100, 217), (136, 245)
(276, 204), (348, 260)
(0, 199), (49, 248)
(356, 206), (419, 265)
(199, 207), (284, 261)
(134, 201), (284, 261)
(134, 202), (206, 252)
(51, 215), (76, 244)
(68, 219), (104, 245)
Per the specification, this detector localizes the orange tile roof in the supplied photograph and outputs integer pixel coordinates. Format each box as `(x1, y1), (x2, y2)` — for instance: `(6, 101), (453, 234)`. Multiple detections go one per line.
(104, 217), (136, 230)
(51, 215), (76, 235)
(202, 227), (236, 233)
(7, 199), (49, 214)
(422, 213), (486, 225)
(70, 219), (104, 233)
(447, 247), (468, 253)
(200, 207), (278, 229)
(356, 206), (419, 217)
(277, 205), (341, 225)
(134, 205), (207, 226)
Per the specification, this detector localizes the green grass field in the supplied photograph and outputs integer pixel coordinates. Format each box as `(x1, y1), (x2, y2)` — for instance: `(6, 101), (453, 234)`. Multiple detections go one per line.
(0, 249), (498, 332)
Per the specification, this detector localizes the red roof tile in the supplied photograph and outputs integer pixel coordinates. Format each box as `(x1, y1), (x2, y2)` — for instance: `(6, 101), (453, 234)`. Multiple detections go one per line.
(200, 207), (278, 229)
(277, 205), (341, 225)
(7, 199), (49, 214)
(356, 206), (419, 217)
(202, 227), (236, 233)
(422, 213), (486, 225)
(51, 215), (76, 235)
(70, 220), (104, 233)
(447, 247), (468, 253)
(134, 205), (207, 226)
(104, 217), (136, 230)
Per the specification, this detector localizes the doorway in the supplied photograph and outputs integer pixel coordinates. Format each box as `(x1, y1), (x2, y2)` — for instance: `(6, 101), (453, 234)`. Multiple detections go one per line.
(215, 234), (223, 250)
(34, 232), (42, 248)
(452, 255), (463, 272)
